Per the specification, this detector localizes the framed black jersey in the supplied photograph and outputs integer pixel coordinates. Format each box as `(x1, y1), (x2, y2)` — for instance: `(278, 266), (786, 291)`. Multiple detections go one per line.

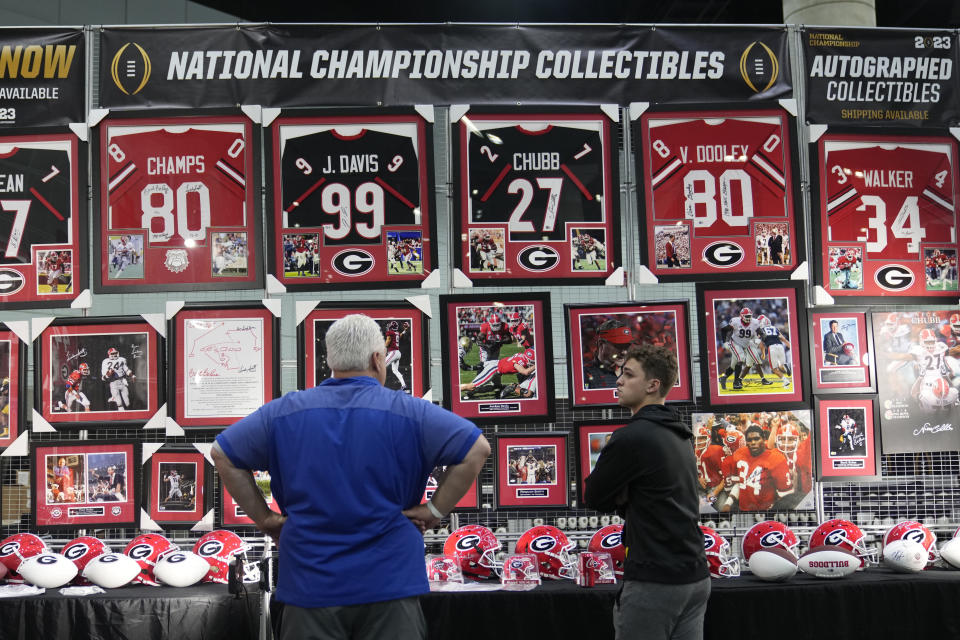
(452, 108), (620, 285)
(266, 109), (437, 289)
(812, 129), (959, 303)
(635, 103), (802, 281)
(92, 110), (263, 293)
(0, 130), (86, 309)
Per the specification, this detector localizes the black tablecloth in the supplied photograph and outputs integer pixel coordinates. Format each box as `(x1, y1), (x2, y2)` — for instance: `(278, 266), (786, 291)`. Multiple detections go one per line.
(0, 583), (260, 640)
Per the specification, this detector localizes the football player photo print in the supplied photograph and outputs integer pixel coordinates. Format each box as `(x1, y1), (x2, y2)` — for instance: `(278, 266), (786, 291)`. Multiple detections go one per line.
(468, 228), (506, 273)
(754, 222), (790, 267)
(654, 225), (690, 269)
(221, 469), (282, 527)
(872, 309), (960, 453)
(386, 231), (423, 275)
(923, 248), (957, 291)
(495, 433), (569, 508)
(809, 310), (874, 394)
(282, 232), (321, 278)
(570, 229), (607, 271)
(505, 445), (557, 485)
(211, 232), (248, 277)
(691, 410), (814, 513)
(815, 396), (881, 482)
(826, 246), (863, 291)
(107, 234), (144, 280)
(46, 453), (84, 504)
(0, 325), (23, 448)
(697, 283), (807, 409)
(157, 462), (197, 512)
(36, 249), (72, 295)
(828, 408), (866, 458)
(146, 448), (209, 526)
(575, 421), (627, 497)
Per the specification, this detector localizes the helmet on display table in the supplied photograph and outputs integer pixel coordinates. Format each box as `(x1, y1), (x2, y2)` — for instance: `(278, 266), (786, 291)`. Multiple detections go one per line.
(515, 525), (577, 580)
(808, 519), (876, 567)
(194, 530), (259, 584)
(124, 533), (179, 586)
(741, 520), (799, 562)
(588, 525), (625, 578)
(700, 526), (740, 578)
(443, 525), (502, 579)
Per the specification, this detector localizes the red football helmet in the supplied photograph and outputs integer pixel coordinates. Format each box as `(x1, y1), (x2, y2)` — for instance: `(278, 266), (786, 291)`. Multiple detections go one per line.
(809, 519), (876, 567)
(919, 329), (938, 353)
(107, 347), (119, 360)
(515, 525), (577, 580)
(775, 422), (801, 456)
(739, 308), (753, 324)
(883, 521), (938, 566)
(443, 525), (502, 579)
(884, 312), (900, 329)
(950, 313), (960, 336)
(61, 536), (111, 585)
(741, 521), (799, 562)
(193, 530), (258, 584)
(722, 428), (745, 454)
(700, 526), (739, 578)
(0, 533), (49, 583)
(124, 534), (179, 586)
(588, 525), (625, 577)
(693, 423), (711, 453)
(487, 313), (503, 331)
(842, 342), (856, 356)
(78, 362), (90, 376)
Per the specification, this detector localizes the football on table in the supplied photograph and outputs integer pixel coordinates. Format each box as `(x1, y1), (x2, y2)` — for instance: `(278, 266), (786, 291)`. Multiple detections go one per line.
(798, 545), (859, 578)
(747, 547), (797, 582)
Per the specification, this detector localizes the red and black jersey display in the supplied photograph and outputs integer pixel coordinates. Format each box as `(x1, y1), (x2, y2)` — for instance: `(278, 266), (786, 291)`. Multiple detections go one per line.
(814, 131), (958, 301)
(454, 110), (619, 285)
(637, 106), (800, 280)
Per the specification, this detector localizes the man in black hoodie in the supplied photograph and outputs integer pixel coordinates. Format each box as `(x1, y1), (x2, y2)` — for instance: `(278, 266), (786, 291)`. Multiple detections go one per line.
(584, 344), (710, 640)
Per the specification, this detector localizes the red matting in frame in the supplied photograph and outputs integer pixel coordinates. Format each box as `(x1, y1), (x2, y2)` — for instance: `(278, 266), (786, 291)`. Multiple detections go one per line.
(32, 440), (138, 530)
(220, 470), (281, 527)
(635, 104), (801, 282)
(298, 303), (427, 397)
(421, 474), (480, 510)
(147, 450), (207, 525)
(36, 318), (163, 426)
(0, 130), (85, 309)
(0, 325), (24, 449)
(495, 433), (569, 509)
(565, 301), (692, 407)
(171, 305), (279, 429)
(574, 421), (627, 499)
(812, 129), (959, 302)
(809, 309), (875, 394)
(452, 108), (620, 285)
(93, 112), (262, 293)
(815, 395), (880, 482)
(267, 111), (436, 289)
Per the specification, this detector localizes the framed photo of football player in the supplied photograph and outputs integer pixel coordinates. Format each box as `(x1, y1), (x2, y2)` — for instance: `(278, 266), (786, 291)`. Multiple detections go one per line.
(871, 309), (960, 453)
(0, 324), (25, 448)
(297, 301), (429, 397)
(696, 281), (808, 410)
(143, 444), (211, 528)
(33, 316), (164, 428)
(169, 302), (280, 429)
(690, 410), (815, 514)
(809, 309), (875, 394)
(0, 129), (86, 309)
(495, 433), (569, 509)
(219, 469), (282, 528)
(452, 107), (620, 285)
(420, 469), (480, 511)
(635, 103), (802, 282)
(265, 108), (437, 290)
(574, 421), (627, 500)
(564, 301), (693, 408)
(31, 440), (139, 530)
(812, 129), (959, 302)
(92, 110), (263, 293)
(439, 292), (554, 424)
(814, 396), (881, 482)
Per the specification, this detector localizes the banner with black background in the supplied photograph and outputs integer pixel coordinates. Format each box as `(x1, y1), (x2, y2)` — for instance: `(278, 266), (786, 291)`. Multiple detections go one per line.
(804, 27), (959, 126)
(98, 24), (791, 108)
(0, 28), (84, 127)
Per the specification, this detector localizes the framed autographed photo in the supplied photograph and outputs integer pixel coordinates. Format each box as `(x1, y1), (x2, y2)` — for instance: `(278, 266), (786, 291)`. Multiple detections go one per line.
(574, 421), (627, 499)
(564, 301), (692, 408)
(871, 309), (960, 453)
(169, 302), (280, 429)
(452, 107), (620, 285)
(697, 281), (807, 409)
(0, 129), (86, 309)
(814, 396), (881, 482)
(439, 292), (554, 424)
(92, 110), (263, 293)
(34, 316), (164, 427)
(635, 104), (802, 281)
(220, 470), (282, 527)
(32, 440), (138, 530)
(266, 109), (437, 289)
(495, 433), (569, 509)
(691, 410), (814, 513)
(421, 471), (480, 511)
(143, 445), (211, 528)
(809, 309), (875, 394)
(812, 129), (958, 302)
(297, 301), (428, 397)
(0, 324), (25, 448)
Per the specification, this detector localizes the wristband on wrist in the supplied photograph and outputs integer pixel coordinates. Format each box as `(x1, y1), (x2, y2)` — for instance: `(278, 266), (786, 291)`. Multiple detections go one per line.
(426, 500), (445, 519)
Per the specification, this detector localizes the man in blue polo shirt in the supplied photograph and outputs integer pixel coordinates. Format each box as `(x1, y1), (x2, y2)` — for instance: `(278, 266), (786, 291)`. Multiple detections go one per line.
(212, 314), (488, 640)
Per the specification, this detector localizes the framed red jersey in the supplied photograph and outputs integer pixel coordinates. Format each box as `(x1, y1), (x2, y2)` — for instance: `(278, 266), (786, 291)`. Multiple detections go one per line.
(635, 104), (802, 281)
(452, 107), (620, 285)
(93, 111), (262, 293)
(266, 109), (437, 289)
(0, 323), (25, 449)
(813, 129), (959, 302)
(0, 130), (85, 309)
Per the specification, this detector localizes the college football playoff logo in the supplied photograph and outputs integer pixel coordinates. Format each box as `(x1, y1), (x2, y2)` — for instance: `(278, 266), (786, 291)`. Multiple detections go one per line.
(111, 42), (152, 96)
(739, 41), (779, 94)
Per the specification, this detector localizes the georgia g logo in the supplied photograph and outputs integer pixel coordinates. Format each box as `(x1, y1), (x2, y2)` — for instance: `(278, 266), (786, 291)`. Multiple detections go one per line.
(517, 245), (559, 272)
(0, 268), (25, 296)
(902, 529), (926, 544)
(875, 265), (914, 291)
(0, 542), (19, 557)
(36, 554), (58, 565)
(196, 540), (224, 558)
(455, 535), (481, 552)
(110, 42), (152, 96)
(529, 535), (556, 553)
(63, 543), (89, 561)
(760, 531), (785, 548)
(164, 553), (187, 563)
(127, 544), (153, 560)
(824, 529), (847, 546)
(331, 249), (374, 277)
(703, 533), (714, 550)
(703, 242), (744, 268)
(600, 532), (622, 549)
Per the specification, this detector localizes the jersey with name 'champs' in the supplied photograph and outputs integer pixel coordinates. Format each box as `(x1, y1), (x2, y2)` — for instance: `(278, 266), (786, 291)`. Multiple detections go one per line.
(281, 129), (420, 245)
(646, 117), (788, 237)
(0, 147), (71, 264)
(467, 124), (605, 241)
(107, 128), (247, 247)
